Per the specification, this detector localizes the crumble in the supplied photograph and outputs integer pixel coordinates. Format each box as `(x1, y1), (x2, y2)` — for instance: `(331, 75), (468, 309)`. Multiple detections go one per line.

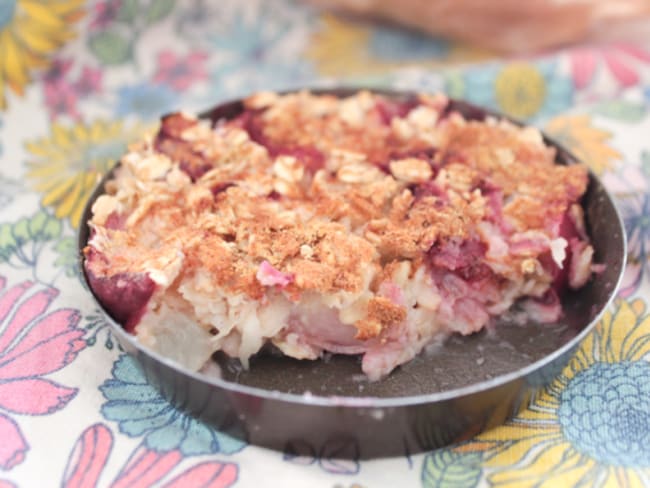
(84, 90), (596, 380)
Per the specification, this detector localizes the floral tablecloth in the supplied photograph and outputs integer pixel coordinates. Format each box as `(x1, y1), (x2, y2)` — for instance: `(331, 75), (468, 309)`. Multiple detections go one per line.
(1, 1), (650, 487)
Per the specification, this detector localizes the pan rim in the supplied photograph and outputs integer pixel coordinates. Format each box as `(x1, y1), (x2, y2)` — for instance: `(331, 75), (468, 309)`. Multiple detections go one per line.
(78, 86), (628, 408)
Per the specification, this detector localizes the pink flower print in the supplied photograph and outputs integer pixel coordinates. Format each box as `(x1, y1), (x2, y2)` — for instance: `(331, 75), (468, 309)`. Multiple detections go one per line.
(62, 424), (239, 488)
(91, 0), (122, 30)
(162, 461), (238, 488)
(0, 481), (16, 488)
(74, 66), (103, 96)
(63, 424), (113, 488)
(44, 82), (80, 120)
(111, 446), (182, 488)
(568, 48), (597, 90)
(0, 277), (85, 470)
(40, 56), (81, 119)
(153, 50), (209, 91)
(0, 416), (26, 470)
(42, 58), (73, 85)
(569, 43), (650, 90)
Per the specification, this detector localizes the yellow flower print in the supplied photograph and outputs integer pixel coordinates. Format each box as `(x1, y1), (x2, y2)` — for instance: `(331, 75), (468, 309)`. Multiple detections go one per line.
(25, 120), (151, 227)
(456, 61), (573, 122)
(452, 299), (650, 488)
(0, 0), (84, 109)
(305, 13), (492, 77)
(545, 114), (621, 175)
(494, 63), (547, 120)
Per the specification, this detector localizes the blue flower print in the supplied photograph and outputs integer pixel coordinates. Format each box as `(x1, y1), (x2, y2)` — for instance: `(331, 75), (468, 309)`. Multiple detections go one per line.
(115, 83), (178, 120)
(559, 361), (650, 466)
(100, 355), (245, 456)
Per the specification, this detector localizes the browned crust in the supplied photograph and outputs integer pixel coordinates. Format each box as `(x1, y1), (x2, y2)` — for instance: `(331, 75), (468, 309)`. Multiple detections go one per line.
(355, 296), (407, 340)
(86, 91), (589, 341)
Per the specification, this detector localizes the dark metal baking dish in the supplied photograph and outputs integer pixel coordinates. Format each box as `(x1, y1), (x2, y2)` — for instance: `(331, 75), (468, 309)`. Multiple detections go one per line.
(78, 88), (626, 459)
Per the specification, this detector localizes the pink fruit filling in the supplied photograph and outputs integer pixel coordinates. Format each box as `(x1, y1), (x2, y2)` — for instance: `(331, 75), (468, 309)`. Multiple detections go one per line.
(83, 90), (599, 380)
(86, 269), (156, 333)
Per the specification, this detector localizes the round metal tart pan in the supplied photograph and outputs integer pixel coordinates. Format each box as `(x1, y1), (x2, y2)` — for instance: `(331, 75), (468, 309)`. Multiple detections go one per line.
(78, 88), (626, 459)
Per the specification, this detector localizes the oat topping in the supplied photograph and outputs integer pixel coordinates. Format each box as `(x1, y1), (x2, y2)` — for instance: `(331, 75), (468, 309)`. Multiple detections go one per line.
(84, 90), (594, 379)
(389, 157), (433, 183)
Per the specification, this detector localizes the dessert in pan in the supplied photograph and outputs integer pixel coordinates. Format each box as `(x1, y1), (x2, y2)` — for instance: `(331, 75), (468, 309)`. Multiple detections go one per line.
(83, 90), (601, 381)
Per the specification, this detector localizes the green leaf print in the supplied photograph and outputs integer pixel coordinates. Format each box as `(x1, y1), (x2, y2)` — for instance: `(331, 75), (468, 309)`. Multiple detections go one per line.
(89, 30), (132, 65)
(421, 449), (483, 488)
(12, 217), (30, 246)
(591, 100), (646, 122)
(116, 0), (138, 23)
(54, 237), (79, 278)
(0, 223), (16, 260)
(145, 0), (175, 24)
(28, 209), (62, 242)
(0, 209), (62, 267)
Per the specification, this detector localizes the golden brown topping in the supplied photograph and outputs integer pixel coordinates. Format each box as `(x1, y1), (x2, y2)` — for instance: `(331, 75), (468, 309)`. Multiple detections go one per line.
(389, 157), (433, 183)
(440, 120), (588, 231)
(355, 297), (407, 340)
(273, 155), (304, 183)
(87, 90), (590, 341)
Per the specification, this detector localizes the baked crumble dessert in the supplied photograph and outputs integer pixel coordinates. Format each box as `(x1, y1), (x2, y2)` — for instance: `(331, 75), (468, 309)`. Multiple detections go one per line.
(83, 90), (598, 381)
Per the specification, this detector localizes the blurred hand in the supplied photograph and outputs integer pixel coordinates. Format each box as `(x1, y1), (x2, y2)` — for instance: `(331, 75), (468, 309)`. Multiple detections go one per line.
(307, 0), (650, 53)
